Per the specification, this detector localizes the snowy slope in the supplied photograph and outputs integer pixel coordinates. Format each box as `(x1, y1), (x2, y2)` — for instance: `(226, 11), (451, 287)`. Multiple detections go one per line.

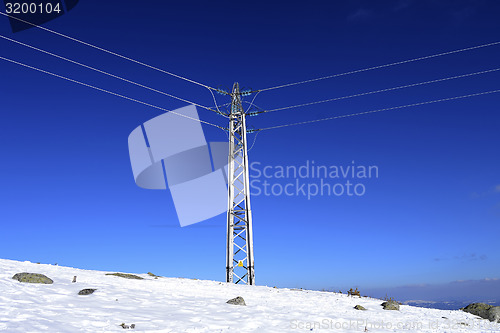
(0, 259), (499, 333)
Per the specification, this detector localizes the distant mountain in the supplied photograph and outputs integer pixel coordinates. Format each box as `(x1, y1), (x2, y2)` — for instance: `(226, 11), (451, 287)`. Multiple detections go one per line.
(404, 300), (500, 310)
(362, 278), (500, 311)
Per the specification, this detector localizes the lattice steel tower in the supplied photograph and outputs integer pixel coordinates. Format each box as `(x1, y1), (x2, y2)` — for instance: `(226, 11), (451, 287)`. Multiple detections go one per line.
(226, 82), (255, 285)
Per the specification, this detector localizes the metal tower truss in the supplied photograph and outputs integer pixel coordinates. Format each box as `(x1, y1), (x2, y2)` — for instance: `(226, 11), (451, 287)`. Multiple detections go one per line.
(226, 82), (255, 285)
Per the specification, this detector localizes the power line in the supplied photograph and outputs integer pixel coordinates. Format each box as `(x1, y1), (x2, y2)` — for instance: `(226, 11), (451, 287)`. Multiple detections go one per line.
(0, 55), (224, 129)
(263, 67), (500, 113)
(5, 27), (497, 119)
(209, 89), (225, 115)
(245, 91), (262, 113)
(247, 130), (261, 152)
(0, 11), (216, 91)
(259, 41), (500, 92)
(258, 89), (500, 131)
(0, 34), (225, 116)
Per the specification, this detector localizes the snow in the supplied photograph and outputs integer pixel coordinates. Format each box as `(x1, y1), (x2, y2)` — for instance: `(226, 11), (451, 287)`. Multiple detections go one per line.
(0, 259), (499, 332)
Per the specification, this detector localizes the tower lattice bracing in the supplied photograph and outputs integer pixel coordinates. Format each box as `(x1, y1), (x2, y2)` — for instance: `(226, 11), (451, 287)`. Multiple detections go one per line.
(226, 82), (255, 285)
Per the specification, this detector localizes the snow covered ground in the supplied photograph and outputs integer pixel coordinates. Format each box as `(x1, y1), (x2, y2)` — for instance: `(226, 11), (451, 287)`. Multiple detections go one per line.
(1, 258), (499, 332)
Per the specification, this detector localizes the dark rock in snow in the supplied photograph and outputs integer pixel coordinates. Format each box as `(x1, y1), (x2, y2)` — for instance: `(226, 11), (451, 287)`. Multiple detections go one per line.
(461, 303), (493, 320)
(227, 296), (246, 306)
(488, 307), (500, 323)
(12, 273), (53, 284)
(105, 273), (143, 280)
(461, 303), (500, 322)
(78, 288), (96, 295)
(354, 305), (366, 310)
(381, 301), (400, 311)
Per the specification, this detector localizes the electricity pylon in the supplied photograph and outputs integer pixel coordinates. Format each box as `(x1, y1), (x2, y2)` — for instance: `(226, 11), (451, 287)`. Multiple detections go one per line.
(226, 82), (255, 285)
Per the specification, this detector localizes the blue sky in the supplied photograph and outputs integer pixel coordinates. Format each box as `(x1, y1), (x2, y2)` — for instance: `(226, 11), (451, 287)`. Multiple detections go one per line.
(1, 1), (499, 302)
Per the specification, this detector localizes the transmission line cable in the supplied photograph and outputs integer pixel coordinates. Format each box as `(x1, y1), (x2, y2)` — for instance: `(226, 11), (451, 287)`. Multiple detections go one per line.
(0, 35), (225, 116)
(0, 55), (224, 129)
(259, 41), (500, 92)
(263, 67), (500, 113)
(258, 89), (500, 131)
(247, 130), (261, 152)
(209, 90), (224, 115)
(0, 12), (216, 91)
(245, 91), (262, 113)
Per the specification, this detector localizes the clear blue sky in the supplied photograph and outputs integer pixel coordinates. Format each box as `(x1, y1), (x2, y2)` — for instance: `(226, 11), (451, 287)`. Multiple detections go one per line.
(1, 1), (499, 301)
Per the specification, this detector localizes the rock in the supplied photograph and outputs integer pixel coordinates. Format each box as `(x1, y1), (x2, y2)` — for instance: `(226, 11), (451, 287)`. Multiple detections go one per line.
(78, 288), (96, 295)
(147, 272), (160, 278)
(12, 273), (53, 284)
(354, 305), (366, 310)
(381, 301), (400, 311)
(461, 303), (500, 322)
(120, 323), (135, 329)
(105, 273), (143, 280)
(226, 296), (246, 306)
(488, 306), (500, 323)
(461, 303), (493, 320)
(72, 276), (77, 283)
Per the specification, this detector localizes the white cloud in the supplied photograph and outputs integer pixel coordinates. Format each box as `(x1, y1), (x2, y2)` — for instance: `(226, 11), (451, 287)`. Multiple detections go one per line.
(393, 0), (413, 12)
(346, 8), (372, 22)
(471, 185), (500, 198)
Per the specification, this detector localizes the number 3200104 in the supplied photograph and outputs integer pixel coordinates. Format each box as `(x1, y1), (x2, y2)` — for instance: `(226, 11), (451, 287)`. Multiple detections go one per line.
(5, 2), (62, 14)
